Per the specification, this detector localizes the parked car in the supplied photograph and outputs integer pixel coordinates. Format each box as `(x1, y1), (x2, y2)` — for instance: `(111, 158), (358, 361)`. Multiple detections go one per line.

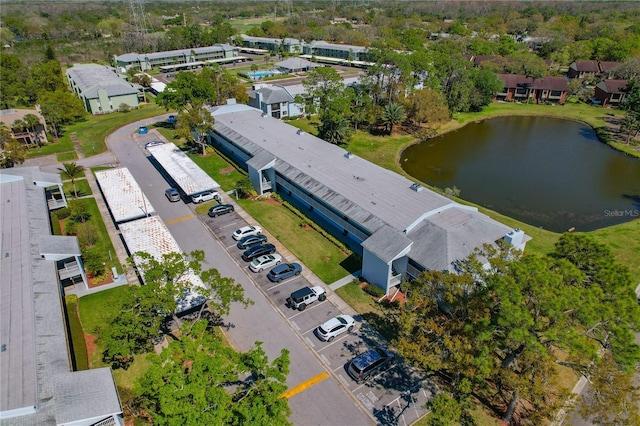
(165, 188), (180, 202)
(267, 263), (302, 282)
(316, 315), (355, 342)
(138, 126), (148, 134)
(241, 243), (276, 262)
(144, 140), (164, 149)
(346, 347), (395, 383)
(167, 115), (176, 124)
(249, 254), (282, 272)
(285, 286), (326, 311)
(233, 225), (263, 241)
(208, 204), (234, 217)
(236, 234), (268, 249)
(191, 190), (220, 204)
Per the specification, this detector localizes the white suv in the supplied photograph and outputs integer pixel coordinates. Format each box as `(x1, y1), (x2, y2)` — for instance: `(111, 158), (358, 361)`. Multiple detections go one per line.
(191, 191), (220, 204)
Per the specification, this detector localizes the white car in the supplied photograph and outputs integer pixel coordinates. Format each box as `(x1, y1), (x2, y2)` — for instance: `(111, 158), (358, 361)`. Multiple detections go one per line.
(316, 315), (355, 342)
(232, 225), (263, 241)
(249, 254), (282, 273)
(191, 191), (220, 204)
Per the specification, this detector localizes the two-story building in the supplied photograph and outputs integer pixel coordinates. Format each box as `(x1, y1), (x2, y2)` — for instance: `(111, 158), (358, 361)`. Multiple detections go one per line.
(66, 64), (141, 115)
(495, 74), (568, 104)
(205, 102), (529, 295)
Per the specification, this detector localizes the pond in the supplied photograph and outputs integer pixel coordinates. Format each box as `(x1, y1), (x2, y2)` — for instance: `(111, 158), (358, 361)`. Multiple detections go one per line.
(400, 116), (640, 232)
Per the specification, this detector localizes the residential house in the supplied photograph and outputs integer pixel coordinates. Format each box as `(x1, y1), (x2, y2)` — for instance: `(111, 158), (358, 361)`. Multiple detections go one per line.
(495, 74), (568, 104)
(567, 60), (620, 80)
(0, 167), (122, 425)
(594, 79), (629, 107)
(248, 84), (304, 119)
(597, 61), (621, 79)
(0, 108), (48, 147)
(66, 64), (140, 115)
(205, 103), (529, 295)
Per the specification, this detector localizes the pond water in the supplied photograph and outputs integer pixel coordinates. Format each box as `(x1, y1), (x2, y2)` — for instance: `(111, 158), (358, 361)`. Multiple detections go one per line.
(400, 116), (640, 232)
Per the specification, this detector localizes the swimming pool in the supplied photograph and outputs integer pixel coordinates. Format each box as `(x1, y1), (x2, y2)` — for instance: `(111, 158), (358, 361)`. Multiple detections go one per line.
(249, 70), (280, 79)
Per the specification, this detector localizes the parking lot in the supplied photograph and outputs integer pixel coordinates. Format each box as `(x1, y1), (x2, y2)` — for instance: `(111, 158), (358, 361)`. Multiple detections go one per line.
(197, 202), (436, 425)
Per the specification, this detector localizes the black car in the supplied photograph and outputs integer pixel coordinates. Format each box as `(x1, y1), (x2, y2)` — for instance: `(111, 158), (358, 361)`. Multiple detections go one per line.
(241, 243), (276, 262)
(267, 263), (302, 282)
(208, 203), (234, 217)
(347, 347), (395, 383)
(236, 234), (268, 250)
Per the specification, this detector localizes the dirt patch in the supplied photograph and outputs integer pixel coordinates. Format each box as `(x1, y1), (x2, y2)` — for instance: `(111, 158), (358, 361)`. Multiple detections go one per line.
(262, 197), (281, 205)
(88, 273), (113, 288)
(84, 333), (98, 368)
(301, 223), (313, 230)
(323, 256), (331, 263)
(219, 166), (235, 175)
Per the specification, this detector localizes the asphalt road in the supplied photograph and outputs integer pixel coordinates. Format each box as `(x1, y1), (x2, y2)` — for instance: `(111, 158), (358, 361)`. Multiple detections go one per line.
(103, 118), (374, 425)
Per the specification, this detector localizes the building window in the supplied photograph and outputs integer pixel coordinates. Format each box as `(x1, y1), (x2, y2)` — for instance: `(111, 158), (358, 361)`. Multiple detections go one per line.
(309, 205), (313, 212)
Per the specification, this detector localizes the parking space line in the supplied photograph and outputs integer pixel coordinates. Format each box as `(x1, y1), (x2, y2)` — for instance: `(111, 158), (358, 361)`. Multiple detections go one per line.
(320, 353), (330, 366)
(165, 215), (195, 225)
(219, 222), (242, 230)
(304, 336), (316, 348)
(315, 333), (351, 351)
(287, 302), (325, 319)
(266, 277), (296, 291)
(290, 320), (300, 330)
(226, 244), (238, 249)
(301, 326), (316, 335)
(280, 371), (330, 399)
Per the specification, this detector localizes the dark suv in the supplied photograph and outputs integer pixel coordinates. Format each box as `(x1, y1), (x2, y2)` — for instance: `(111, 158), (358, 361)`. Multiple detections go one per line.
(236, 234), (268, 250)
(241, 243), (276, 261)
(208, 203), (234, 217)
(267, 263), (302, 282)
(347, 347), (395, 383)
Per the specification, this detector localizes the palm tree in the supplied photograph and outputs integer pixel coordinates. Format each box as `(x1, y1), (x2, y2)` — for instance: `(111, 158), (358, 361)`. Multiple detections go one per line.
(382, 103), (406, 135)
(317, 113), (351, 145)
(23, 114), (42, 146)
(58, 162), (83, 198)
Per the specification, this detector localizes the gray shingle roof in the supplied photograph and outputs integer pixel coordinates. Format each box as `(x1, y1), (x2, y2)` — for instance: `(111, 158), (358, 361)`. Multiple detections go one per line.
(0, 167), (121, 425)
(54, 369), (122, 425)
(249, 85), (295, 105)
(361, 226), (413, 263)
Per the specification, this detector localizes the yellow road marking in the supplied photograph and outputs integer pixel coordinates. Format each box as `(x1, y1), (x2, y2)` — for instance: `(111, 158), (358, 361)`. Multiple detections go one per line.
(165, 215), (195, 225)
(280, 371), (330, 399)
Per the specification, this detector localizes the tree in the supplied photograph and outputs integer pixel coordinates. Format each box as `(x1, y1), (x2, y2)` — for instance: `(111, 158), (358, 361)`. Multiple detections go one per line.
(316, 110), (352, 145)
(39, 89), (86, 138)
(302, 66), (346, 115)
(0, 123), (26, 168)
(578, 352), (640, 425)
(619, 113), (640, 144)
(27, 59), (66, 101)
(566, 78), (585, 102)
(22, 113), (42, 146)
(58, 162), (84, 199)
(175, 102), (215, 154)
(404, 88), (450, 128)
(134, 320), (291, 425)
(102, 251), (250, 369)
(381, 103), (406, 134)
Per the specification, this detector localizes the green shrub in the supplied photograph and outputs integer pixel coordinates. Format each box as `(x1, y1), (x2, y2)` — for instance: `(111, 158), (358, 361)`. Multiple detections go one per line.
(55, 207), (72, 220)
(363, 283), (385, 297)
(82, 248), (105, 276)
(76, 223), (99, 247)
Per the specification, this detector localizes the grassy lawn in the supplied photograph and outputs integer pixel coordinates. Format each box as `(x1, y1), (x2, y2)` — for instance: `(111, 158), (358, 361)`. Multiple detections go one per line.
(56, 103), (170, 157)
(62, 178), (92, 199)
(26, 138), (75, 158)
(65, 295), (89, 371)
(237, 198), (360, 283)
(57, 151), (78, 162)
(78, 287), (152, 390)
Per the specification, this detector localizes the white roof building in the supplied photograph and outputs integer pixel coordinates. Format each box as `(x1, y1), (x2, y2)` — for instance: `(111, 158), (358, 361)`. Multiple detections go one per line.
(95, 167), (155, 223)
(147, 142), (220, 196)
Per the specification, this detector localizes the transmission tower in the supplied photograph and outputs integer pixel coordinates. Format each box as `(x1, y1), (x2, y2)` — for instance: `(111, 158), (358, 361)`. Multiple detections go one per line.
(123, 0), (149, 53)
